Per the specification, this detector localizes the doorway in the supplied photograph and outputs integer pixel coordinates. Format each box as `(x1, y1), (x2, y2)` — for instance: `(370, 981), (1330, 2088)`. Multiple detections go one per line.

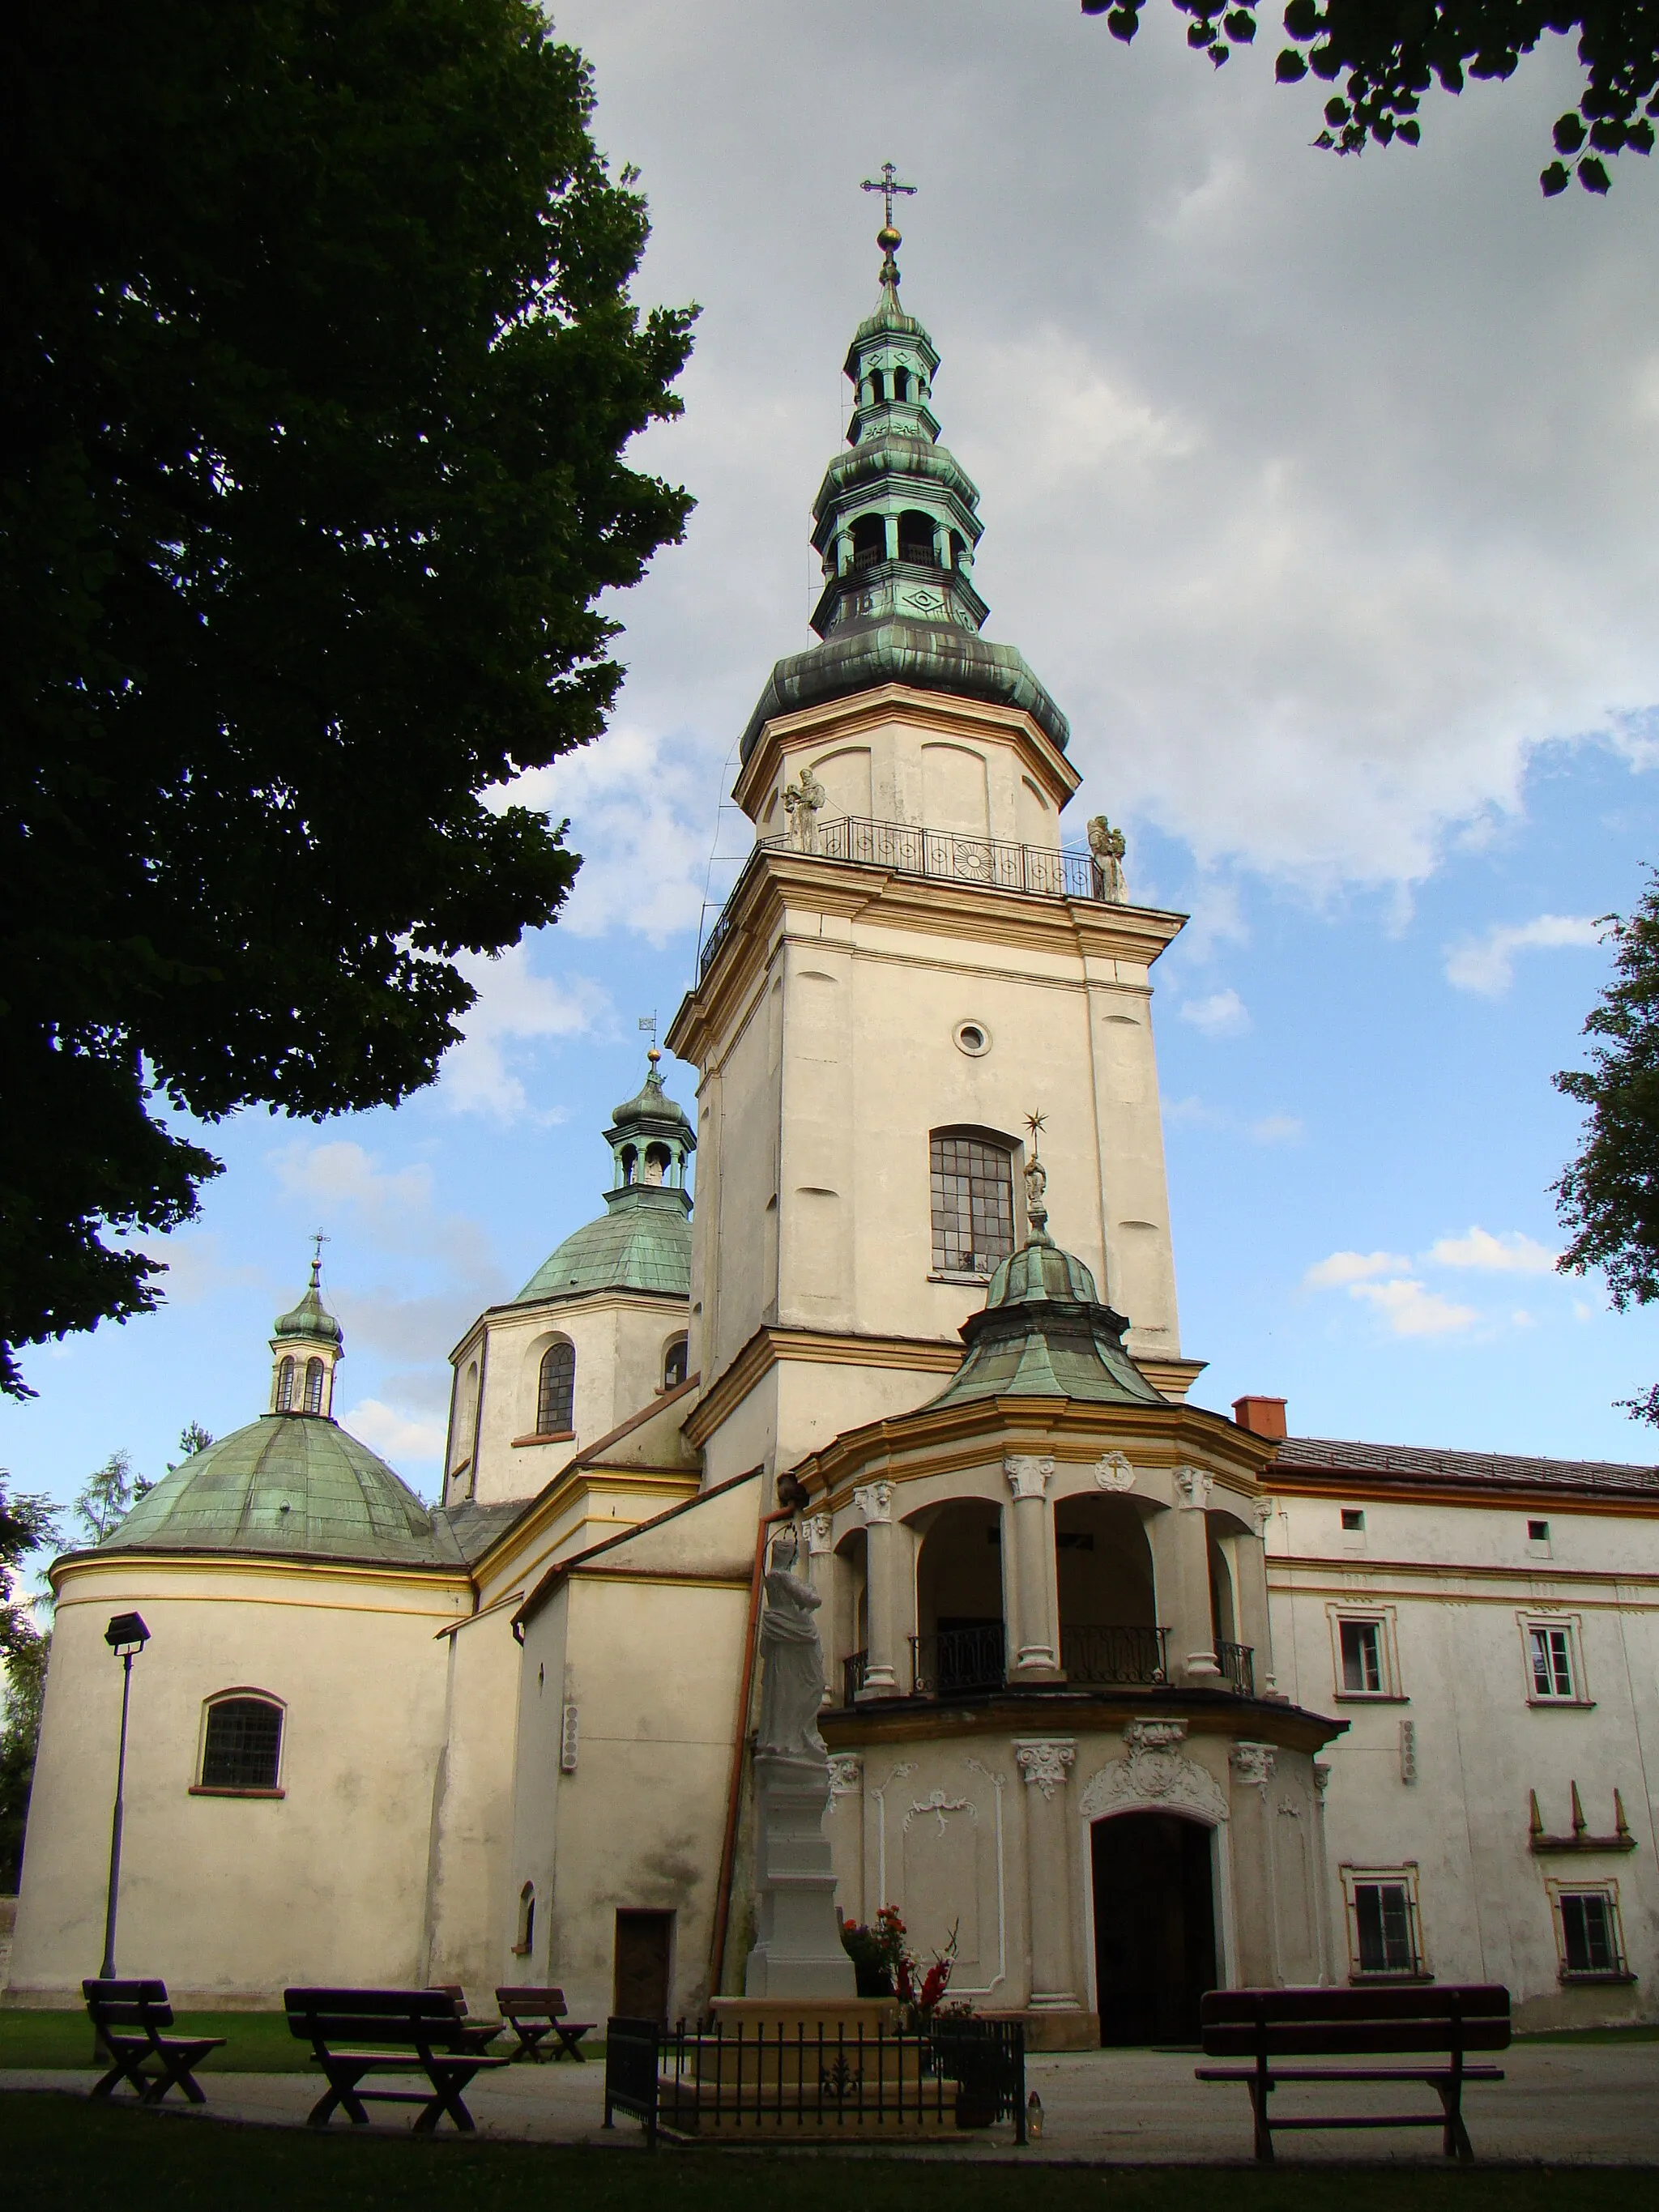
(612, 1909), (675, 2027)
(1090, 1812), (1217, 2044)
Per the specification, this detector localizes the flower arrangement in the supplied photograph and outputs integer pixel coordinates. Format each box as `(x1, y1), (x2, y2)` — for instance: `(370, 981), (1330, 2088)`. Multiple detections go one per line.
(838, 1905), (961, 2021)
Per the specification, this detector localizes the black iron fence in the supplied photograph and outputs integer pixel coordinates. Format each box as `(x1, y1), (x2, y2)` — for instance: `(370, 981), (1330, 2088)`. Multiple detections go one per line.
(910, 1626), (1006, 1695)
(603, 2013), (1026, 2142)
(1218, 1640), (1255, 1697)
(1060, 1623), (1169, 1686)
(697, 817), (1105, 981)
(842, 1650), (868, 1706)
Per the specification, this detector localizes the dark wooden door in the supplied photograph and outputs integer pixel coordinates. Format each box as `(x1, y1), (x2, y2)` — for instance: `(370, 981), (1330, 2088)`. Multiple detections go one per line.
(612, 1909), (674, 2026)
(1091, 1812), (1217, 2045)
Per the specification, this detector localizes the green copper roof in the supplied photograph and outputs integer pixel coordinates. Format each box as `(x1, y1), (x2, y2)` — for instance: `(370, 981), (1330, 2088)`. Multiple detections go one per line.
(514, 1188), (691, 1303)
(927, 1233), (1166, 1413)
(273, 1257), (343, 1345)
(740, 236), (1068, 765)
(100, 1414), (444, 1563)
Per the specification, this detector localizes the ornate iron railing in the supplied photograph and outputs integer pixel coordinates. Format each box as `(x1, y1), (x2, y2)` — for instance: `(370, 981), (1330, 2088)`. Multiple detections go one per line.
(1060, 1623), (1170, 1686)
(1218, 1640), (1255, 1697)
(842, 1650), (868, 1706)
(697, 817), (1105, 981)
(604, 2013), (1027, 2142)
(910, 1626), (1006, 1696)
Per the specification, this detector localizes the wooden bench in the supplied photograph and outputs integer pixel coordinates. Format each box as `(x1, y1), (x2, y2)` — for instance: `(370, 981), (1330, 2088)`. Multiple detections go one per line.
(284, 1986), (511, 2132)
(495, 1985), (596, 2062)
(1196, 1985), (1510, 2163)
(83, 1978), (224, 2106)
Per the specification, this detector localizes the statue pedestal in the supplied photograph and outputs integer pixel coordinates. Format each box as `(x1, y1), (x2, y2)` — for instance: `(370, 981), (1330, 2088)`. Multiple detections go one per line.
(743, 1750), (857, 1999)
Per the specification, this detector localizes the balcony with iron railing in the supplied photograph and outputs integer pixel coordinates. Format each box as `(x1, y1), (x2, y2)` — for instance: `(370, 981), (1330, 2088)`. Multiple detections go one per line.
(698, 815), (1109, 982)
(836, 1625), (1247, 1705)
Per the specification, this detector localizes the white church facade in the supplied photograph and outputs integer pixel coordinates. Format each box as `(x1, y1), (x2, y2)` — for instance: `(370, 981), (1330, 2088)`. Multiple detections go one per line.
(11, 235), (1659, 2039)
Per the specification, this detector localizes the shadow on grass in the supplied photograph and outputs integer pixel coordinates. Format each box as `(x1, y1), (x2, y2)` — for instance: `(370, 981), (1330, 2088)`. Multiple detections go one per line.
(0, 2010), (312, 2072)
(4, 2095), (1659, 2210)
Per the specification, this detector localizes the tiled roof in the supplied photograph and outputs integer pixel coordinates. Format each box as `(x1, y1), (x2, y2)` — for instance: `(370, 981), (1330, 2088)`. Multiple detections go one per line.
(1274, 1434), (1659, 1498)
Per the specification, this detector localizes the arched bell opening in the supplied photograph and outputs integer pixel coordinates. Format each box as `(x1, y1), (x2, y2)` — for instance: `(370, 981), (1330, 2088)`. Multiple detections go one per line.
(913, 1497), (1004, 1694)
(1054, 1494), (1162, 1686)
(896, 507), (938, 567)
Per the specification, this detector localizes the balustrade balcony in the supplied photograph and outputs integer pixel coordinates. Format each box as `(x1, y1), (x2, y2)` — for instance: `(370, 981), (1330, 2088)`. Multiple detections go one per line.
(1218, 1640), (1255, 1697)
(909, 1626), (1006, 1696)
(1058, 1623), (1169, 1686)
(835, 1628), (1253, 1705)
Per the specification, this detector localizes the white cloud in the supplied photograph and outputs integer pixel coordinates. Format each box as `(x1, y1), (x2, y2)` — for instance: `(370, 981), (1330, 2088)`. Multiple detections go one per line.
(1444, 914), (1603, 996)
(440, 944), (610, 1121)
(1304, 1249), (1411, 1289)
(268, 1141), (435, 1243)
(133, 1231), (263, 1306)
(1164, 1096), (1301, 1143)
(1427, 1226), (1559, 1274)
(1350, 1277), (1481, 1338)
(339, 1399), (448, 1474)
(1248, 1114), (1304, 1146)
(1178, 987), (1250, 1037)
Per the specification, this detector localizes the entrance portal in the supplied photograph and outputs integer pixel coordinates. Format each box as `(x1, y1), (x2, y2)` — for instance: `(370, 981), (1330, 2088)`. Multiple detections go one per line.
(1090, 1812), (1217, 2044)
(613, 1908), (675, 2027)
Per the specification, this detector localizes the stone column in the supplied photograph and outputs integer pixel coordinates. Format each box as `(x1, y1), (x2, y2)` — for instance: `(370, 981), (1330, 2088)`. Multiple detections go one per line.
(805, 1515), (835, 1703)
(1016, 1738), (1079, 2009)
(1230, 1508), (1276, 1698)
(1311, 1760), (1335, 1985)
(1152, 1468), (1221, 1684)
(1230, 1741), (1282, 1986)
(854, 1481), (897, 1698)
(1004, 1453), (1062, 1680)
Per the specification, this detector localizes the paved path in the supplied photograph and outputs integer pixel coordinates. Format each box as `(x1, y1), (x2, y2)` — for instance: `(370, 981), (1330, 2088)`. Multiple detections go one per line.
(6, 2041), (1659, 2162)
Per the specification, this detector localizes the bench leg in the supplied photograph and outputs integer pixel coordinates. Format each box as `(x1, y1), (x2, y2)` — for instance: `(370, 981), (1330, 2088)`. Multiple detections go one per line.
(1245, 2078), (1274, 2163)
(1434, 2081), (1474, 2162)
(147, 2057), (208, 2107)
(307, 2066), (372, 2128)
(90, 2056), (149, 2102)
(552, 2027), (588, 2062)
(415, 2082), (478, 2133)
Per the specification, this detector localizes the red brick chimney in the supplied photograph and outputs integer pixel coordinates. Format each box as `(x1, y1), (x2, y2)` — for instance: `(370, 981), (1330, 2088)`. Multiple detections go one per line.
(1233, 1395), (1288, 1441)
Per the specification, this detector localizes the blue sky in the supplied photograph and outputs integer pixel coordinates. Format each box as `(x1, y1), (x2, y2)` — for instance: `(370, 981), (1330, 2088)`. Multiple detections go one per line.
(7, 2), (1659, 1534)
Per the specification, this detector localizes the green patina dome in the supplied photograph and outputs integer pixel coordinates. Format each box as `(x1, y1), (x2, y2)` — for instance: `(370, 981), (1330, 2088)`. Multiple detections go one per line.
(514, 1195), (692, 1302)
(273, 1257), (343, 1345)
(928, 1231), (1166, 1412)
(101, 1414), (442, 1564)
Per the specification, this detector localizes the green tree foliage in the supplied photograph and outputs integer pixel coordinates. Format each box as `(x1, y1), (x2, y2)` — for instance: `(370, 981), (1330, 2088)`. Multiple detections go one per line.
(72, 1451), (151, 1546)
(169, 1423), (215, 1471)
(1555, 875), (1659, 1420)
(1, 0), (695, 1400)
(0, 1485), (59, 1887)
(1082, 0), (1657, 194)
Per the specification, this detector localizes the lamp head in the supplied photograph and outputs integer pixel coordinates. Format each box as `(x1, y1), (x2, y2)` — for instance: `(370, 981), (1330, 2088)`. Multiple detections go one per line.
(104, 1612), (150, 1657)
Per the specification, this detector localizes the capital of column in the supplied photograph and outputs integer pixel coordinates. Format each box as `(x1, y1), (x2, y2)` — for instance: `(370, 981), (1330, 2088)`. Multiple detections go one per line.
(1173, 1465), (1213, 1511)
(1004, 1452), (1055, 1501)
(1014, 1738), (1076, 1800)
(853, 1480), (893, 1525)
(827, 1754), (864, 1796)
(804, 1513), (834, 1556)
(1230, 1740), (1277, 1788)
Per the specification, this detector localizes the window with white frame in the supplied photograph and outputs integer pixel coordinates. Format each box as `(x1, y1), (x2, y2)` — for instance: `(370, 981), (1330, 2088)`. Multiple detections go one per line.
(1341, 1864), (1427, 1979)
(1523, 1615), (1586, 1703)
(1328, 1605), (1401, 1700)
(1548, 1881), (1630, 1980)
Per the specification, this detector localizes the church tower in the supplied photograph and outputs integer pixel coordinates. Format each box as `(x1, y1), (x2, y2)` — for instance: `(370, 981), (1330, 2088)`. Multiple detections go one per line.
(668, 207), (1196, 1490)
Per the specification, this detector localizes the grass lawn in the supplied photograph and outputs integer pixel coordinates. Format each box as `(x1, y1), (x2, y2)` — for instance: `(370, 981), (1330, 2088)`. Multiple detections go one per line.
(0, 2009), (312, 2071)
(3, 2093), (1659, 2208)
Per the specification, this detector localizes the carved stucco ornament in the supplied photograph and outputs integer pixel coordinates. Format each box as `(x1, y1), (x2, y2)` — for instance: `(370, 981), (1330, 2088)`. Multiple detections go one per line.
(1078, 1718), (1230, 1826)
(804, 1513), (834, 1556)
(827, 1754), (864, 1797)
(853, 1480), (893, 1524)
(1004, 1453), (1055, 1501)
(1094, 1451), (1136, 1493)
(1014, 1740), (1076, 1800)
(1173, 1465), (1213, 1511)
(1230, 1741), (1277, 1788)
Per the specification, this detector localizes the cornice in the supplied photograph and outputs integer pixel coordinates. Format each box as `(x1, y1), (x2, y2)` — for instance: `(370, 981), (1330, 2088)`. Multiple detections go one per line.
(1268, 1471), (1659, 1519)
(1269, 1556), (1659, 1599)
(821, 1686), (1344, 1756)
(51, 1549), (471, 1603)
(681, 1324), (962, 1450)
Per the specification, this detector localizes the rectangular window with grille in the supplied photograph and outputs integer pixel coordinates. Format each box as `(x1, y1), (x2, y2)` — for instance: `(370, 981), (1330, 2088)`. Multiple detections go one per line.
(1529, 1623), (1577, 1701)
(929, 1133), (1014, 1276)
(1341, 1865), (1425, 1979)
(1557, 1888), (1626, 1977)
(199, 1697), (284, 1792)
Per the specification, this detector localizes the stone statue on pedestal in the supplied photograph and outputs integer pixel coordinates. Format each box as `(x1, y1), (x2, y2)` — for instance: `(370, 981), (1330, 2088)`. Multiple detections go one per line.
(757, 1528), (827, 1756)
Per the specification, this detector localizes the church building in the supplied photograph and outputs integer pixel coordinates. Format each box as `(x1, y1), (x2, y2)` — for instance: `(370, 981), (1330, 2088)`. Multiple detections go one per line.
(11, 221), (1659, 2039)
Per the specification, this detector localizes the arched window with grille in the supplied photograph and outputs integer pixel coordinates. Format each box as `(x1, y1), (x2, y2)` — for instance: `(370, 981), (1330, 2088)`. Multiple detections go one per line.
(275, 1357), (296, 1411)
(303, 1357), (325, 1413)
(197, 1694), (284, 1793)
(663, 1336), (689, 1392)
(514, 1881), (536, 1958)
(929, 1130), (1016, 1277)
(537, 1340), (575, 1437)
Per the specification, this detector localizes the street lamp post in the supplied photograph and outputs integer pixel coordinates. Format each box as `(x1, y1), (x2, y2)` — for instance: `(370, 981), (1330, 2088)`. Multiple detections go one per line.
(99, 1613), (149, 1981)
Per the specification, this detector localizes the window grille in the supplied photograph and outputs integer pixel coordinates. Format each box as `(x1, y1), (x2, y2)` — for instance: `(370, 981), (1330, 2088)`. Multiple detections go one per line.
(1354, 1881), (1419, 1974)
(200, 1697), (283, 1791)
(929, 1133), (1014, 1276)
(1559, 1890), (1625, 1976)
(276, 1357), (296, 1411)
(1529, 1623), (1576, 1700)
(303, 1357), (324, 1413)
(1340, 1619), (1384, 1694)
(537, 1340), (575, 1435)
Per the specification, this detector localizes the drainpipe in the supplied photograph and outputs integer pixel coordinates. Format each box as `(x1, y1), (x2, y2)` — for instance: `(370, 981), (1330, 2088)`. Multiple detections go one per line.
(708, 1495), (795, 2001)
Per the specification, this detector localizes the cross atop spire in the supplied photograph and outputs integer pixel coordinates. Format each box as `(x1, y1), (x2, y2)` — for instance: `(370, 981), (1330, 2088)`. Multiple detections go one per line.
(861, 162), (916, 285)
(309, 1227), (329, 1285)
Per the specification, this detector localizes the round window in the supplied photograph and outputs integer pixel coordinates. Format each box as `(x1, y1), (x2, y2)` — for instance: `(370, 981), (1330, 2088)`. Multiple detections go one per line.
(953, 1021), (991, 1057)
